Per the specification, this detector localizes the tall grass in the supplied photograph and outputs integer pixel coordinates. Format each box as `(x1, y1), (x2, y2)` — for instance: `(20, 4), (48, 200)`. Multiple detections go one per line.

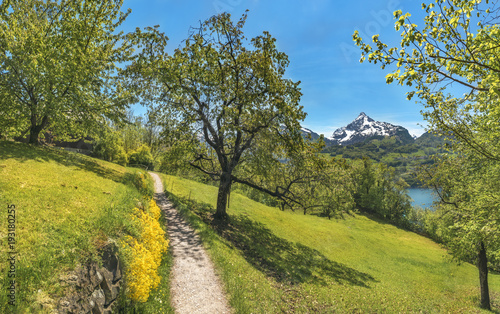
(159, 173), (500, 313)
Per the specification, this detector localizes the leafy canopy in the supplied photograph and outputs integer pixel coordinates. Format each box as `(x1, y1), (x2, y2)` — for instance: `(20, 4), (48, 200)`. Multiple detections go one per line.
(0, 0), (137, 142)
(354, 0), (500, 160)
(131, 12), (339, 217)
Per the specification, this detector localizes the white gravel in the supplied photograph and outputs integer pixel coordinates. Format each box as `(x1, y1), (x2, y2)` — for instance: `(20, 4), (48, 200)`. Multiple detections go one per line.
(149, 172), (232, 314)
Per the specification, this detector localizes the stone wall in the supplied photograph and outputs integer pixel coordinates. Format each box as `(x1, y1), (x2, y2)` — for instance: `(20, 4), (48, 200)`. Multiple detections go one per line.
(57, 242), (122, 314)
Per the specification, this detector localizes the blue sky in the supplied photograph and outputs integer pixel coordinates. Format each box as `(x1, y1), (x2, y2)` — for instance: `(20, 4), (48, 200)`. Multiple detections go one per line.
(122, 0), (428, 136)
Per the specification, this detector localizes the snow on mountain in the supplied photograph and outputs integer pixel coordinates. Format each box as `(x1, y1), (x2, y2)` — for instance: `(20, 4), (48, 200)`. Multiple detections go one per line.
(299, 127), (323, 142)
(328, 112), (414, 146)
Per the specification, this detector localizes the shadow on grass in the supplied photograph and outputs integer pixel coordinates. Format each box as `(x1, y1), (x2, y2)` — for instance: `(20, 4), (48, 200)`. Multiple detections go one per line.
(0, 141), (123, 182)
(188, 202), (376, 288)
(491, 292), (500, 314)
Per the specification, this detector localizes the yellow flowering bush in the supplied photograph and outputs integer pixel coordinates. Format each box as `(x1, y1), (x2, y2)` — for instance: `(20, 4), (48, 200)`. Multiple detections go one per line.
(122, 199), (169, 303)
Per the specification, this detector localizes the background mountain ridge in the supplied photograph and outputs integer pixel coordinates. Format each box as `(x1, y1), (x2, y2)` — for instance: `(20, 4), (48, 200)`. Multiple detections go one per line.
(301, 112), (416, 146)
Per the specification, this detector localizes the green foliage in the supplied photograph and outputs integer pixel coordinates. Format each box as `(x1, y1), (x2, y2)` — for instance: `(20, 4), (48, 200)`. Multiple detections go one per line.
(406, 207), (444, 240)
(354, 0), (500, 161)
(93, 129), (128, 166)
(353, 158), (413, 228)
(0, 0), (138, 144)
(128, 144), (154, 170)
(421, 155), (500, 265)
(286, 152), (355, 218)
(92, 112), (162, 169)
(150, 107), (201, 177)
(124, 170), (154, 199)
(130, 12), (312, 217)
(159, 140), (195, 175)
(354, 1), (500, 308)
(120, 111), (162, 161)
(323, 133), (446, 186)
(122, 116), (148, 154)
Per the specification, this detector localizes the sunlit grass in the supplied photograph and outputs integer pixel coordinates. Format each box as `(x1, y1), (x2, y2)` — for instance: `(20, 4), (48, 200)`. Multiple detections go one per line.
(0, 141), (167, 312)
(159, 173), (500, 313)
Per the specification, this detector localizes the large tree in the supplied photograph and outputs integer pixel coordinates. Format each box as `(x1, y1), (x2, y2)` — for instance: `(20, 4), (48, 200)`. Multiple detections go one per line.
(0, 0), (136, 144)
(131, 13), (338, 219)
(353, 0), (500, 309)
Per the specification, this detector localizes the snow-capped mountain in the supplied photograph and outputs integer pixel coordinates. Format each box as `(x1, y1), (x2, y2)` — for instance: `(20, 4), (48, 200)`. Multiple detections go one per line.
(300, 127), (321, 141)
(328, 112), (414, 146)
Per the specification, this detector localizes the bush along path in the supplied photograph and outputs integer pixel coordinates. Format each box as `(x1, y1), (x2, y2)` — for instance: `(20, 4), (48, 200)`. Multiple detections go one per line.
(149, 172), (232, 314)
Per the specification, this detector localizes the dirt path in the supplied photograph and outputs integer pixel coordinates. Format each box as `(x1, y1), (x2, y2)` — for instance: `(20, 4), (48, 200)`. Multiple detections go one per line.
(149, 172), (232, 314)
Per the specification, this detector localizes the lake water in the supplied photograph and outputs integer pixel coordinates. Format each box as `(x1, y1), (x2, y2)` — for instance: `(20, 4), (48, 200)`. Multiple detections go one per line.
(407, 188), (437, 210)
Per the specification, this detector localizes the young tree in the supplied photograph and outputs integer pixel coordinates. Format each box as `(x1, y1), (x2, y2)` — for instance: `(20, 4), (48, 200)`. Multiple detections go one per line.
(353, 0), (500, 309)
(0, 0), (136, 144)
(423, 155), (500, 310)
(132, 13), (306, 219)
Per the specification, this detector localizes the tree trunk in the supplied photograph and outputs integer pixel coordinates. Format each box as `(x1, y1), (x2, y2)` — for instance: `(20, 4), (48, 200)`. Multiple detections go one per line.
(214, 171), (231, 219)
(28, 124), (43, 144)
(28, 115), (49, 145)
(227, 180), (232, 209)
(478, 241), (491, 310)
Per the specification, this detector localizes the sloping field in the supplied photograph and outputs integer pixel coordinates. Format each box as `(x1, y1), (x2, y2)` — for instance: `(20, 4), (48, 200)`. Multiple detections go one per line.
(160, 174), (500, 313)
(0, 141), (147, 312)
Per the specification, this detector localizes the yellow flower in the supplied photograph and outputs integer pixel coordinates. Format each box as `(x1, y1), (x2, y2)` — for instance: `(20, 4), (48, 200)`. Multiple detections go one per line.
(121, 199), (169, 302)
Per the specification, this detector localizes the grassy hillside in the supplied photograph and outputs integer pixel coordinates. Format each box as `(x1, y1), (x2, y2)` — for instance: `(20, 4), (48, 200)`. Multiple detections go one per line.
(0, 141), (169, 313)
(159, 174), (500, 313)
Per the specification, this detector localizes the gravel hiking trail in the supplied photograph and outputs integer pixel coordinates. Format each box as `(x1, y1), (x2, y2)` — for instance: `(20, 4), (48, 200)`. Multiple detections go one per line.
(149, 172), (232, 314)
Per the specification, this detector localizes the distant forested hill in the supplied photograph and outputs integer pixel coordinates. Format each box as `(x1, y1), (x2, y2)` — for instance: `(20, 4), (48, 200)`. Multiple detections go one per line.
(322, 132), (446, 186)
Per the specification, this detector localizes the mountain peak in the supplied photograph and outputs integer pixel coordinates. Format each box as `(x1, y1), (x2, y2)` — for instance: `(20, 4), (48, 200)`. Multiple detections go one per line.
(329, 113), (414, 145)
(354, 112), (374, 123)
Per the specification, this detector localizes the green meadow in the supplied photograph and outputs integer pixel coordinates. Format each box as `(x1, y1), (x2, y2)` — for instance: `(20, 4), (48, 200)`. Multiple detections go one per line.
(159, 173), (500, 313)
(0, 141), (173, 313)
(1, 140), (498, 313)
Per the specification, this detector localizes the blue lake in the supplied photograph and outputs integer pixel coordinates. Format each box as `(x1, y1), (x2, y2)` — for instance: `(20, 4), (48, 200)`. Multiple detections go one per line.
(407, 188), (438, 210)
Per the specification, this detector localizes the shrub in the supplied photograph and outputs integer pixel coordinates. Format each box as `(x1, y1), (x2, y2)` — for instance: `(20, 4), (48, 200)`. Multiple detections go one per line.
(128, 145), (154, 170)
(121, 199), (169, 303)
(123, 171), (154, 199)
(93, 131), (128, 166)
